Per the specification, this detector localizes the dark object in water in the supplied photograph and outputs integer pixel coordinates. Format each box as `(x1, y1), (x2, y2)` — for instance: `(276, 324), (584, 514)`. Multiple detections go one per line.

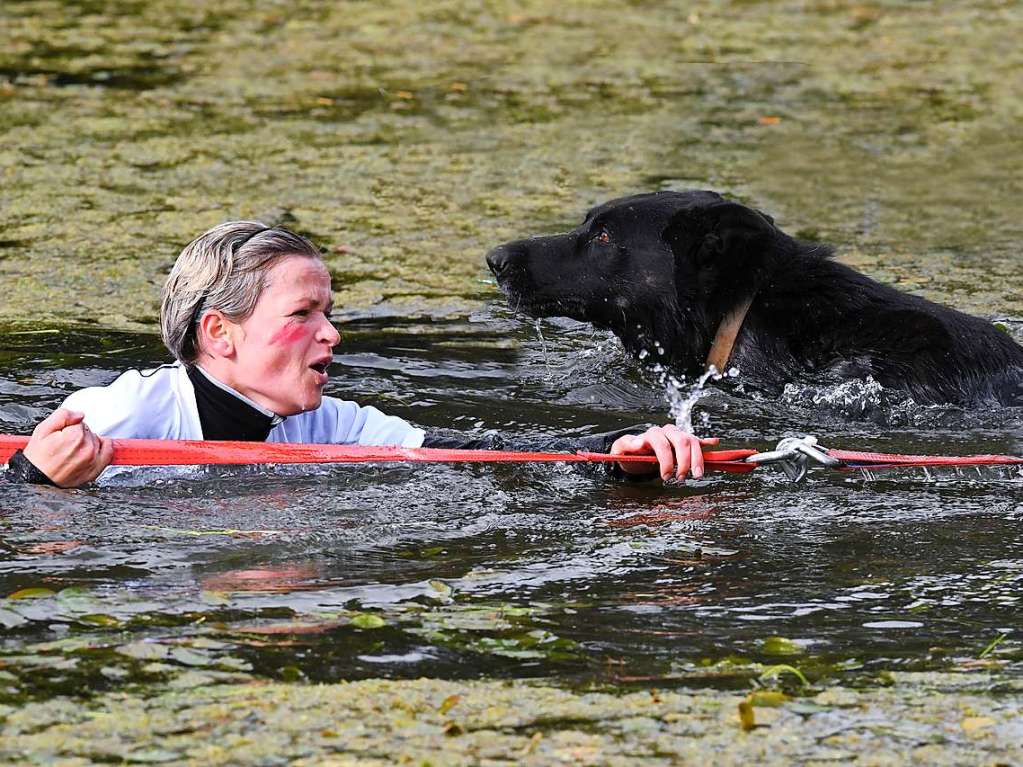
(486, 190), (1023, 406)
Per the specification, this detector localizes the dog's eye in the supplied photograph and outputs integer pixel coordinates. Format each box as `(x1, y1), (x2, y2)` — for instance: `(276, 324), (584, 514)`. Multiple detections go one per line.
(594, 230), (611, 245)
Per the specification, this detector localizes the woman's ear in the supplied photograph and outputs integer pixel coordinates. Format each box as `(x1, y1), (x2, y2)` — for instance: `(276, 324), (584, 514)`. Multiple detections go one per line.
(197, 310), (237, 359)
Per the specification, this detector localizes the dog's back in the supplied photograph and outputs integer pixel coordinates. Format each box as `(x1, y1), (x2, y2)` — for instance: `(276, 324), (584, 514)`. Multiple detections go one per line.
(737, 253), (1023, 405)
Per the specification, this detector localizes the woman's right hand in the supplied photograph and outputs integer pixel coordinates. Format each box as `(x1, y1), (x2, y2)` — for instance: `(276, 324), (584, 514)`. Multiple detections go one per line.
(609, 425), (719, 481)
(22, 409), (113, 488)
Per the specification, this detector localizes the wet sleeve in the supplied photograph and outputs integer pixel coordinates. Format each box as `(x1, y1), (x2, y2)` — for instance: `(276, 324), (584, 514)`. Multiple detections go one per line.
(4, 449), (57, 486)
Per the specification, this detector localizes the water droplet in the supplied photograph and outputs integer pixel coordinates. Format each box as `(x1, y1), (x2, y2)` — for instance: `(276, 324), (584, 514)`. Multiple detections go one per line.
(662, 366), (720, 432)
(533, 319), (552, 377)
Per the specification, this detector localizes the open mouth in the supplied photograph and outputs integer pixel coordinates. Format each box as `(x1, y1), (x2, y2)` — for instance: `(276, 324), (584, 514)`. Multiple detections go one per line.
(504, 293), (591, 322)
(309, 361), (330, 375)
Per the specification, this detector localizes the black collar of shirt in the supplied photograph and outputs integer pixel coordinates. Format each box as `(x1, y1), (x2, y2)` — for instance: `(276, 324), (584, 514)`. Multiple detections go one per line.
(186, 365), (284, 441)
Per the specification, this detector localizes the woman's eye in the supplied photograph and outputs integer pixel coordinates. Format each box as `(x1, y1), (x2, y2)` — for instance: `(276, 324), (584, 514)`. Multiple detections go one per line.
(291, 309), (310, 317)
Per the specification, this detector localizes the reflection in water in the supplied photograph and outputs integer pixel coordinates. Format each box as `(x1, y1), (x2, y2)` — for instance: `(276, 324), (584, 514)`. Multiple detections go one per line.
(0, 312), (1021, 700)
(605, 495), (729, 528)
(200, 563), (323, 594)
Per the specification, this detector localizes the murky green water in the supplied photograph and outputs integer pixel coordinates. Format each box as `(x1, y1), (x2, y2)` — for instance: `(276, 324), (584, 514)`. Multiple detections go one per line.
(1, 0), (1022, 762)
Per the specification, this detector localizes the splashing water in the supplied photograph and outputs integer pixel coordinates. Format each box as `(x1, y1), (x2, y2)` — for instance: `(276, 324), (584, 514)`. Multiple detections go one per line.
(662, 365), (737, 433)
(851, 464), (1023, 485)
(780, 375), (948, 427)
(533, 318), (552, 375)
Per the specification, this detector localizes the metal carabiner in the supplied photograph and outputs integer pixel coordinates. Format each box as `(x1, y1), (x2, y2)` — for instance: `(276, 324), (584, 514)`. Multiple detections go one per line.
(746, 436), (841, 483)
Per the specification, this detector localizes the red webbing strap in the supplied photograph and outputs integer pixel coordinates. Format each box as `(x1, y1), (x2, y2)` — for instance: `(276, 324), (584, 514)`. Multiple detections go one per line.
(578, 449), (758, 474)
(0, 435), (757, 473)
(828, 448), (1023, 469)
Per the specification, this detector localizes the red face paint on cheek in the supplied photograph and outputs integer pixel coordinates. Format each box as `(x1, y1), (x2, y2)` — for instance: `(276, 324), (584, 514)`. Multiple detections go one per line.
(269, 323), (310, 346)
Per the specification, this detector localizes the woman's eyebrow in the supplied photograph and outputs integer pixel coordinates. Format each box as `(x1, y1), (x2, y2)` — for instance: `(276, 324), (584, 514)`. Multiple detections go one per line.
(290, 296), (334, 311)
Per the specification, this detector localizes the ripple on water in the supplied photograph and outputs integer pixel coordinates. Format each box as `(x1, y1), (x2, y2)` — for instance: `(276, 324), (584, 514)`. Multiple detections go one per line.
(1, 316), (1021, 695)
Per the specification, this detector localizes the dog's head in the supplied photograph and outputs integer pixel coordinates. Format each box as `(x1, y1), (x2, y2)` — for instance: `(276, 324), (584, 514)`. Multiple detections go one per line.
(486, 190), (784, 369)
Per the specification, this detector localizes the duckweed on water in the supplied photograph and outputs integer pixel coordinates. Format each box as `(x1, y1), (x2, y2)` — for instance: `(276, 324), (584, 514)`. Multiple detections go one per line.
(1, 0), (1022, 326)
(0, 674), (1021, 765)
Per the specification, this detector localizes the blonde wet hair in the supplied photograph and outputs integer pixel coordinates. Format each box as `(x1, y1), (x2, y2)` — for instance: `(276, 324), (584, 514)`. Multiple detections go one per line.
(160, 221), (323, 363)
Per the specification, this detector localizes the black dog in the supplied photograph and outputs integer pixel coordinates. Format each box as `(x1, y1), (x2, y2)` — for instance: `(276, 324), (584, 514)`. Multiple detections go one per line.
(486, 190), (1023, 406)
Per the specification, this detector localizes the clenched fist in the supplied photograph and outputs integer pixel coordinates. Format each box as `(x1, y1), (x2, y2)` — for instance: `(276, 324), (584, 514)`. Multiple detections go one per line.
(22, 409), (113, 488)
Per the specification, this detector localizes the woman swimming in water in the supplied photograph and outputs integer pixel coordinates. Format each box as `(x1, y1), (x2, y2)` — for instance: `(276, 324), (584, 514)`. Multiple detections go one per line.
(7, 222), (716, 488)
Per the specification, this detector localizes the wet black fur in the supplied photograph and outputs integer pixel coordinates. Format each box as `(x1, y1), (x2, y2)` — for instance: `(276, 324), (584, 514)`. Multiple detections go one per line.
(486, 190), (1023, 406)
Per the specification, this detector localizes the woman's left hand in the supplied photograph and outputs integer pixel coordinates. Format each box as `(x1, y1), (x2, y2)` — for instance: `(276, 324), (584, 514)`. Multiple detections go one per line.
(609, 425), (720, 481)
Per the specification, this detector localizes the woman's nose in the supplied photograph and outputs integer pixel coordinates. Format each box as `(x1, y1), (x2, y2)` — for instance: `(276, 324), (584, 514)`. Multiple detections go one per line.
(319, 317), (341, 346)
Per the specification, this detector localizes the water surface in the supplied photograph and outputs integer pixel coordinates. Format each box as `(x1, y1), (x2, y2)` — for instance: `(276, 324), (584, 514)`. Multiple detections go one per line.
(0, 0), (1021, 754)
(2, 314), (1020, 704)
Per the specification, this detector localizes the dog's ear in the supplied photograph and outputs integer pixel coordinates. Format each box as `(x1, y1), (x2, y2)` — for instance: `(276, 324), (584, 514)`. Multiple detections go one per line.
(699, 202), (777, 270)
(664, 201), (777, 272)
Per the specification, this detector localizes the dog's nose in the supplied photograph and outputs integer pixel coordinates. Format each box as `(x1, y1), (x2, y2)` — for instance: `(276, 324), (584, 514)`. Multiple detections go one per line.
(486, 245), (515, 279)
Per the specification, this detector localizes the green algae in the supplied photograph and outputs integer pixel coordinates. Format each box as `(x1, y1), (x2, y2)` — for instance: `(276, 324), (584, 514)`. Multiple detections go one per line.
(0, 673), (1020, 765)
(1, 0), (1021, 329)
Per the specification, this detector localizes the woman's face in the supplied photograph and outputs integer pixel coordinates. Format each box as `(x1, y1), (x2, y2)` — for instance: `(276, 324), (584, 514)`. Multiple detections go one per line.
(226, 255), (340, 415)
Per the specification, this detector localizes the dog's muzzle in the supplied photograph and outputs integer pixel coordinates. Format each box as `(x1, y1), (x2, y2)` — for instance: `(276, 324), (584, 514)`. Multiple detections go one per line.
(485, 244), (519, 283)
